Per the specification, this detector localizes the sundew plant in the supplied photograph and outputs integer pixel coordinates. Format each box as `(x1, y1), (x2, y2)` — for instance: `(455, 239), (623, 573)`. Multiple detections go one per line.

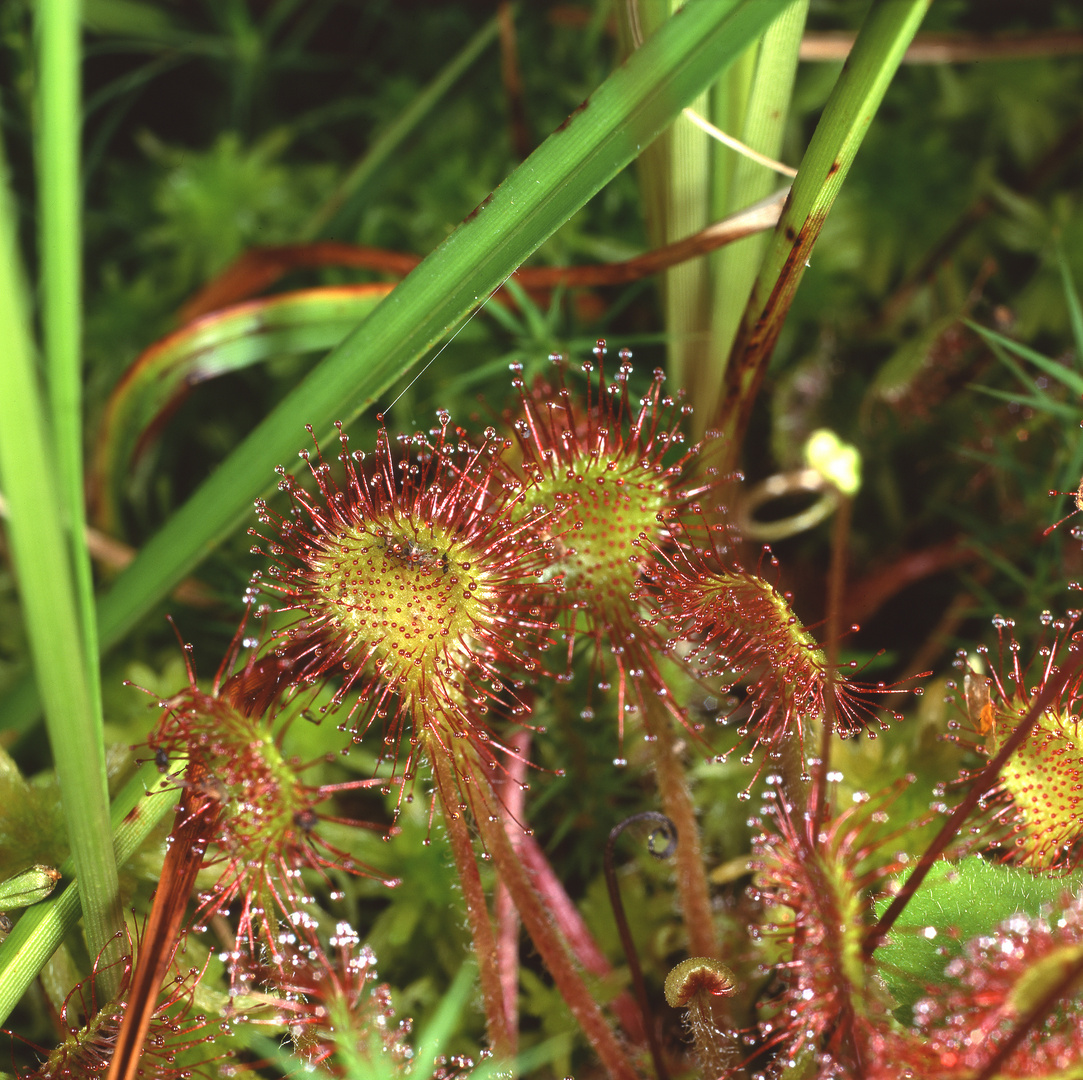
(3, 1), (1083, 1077)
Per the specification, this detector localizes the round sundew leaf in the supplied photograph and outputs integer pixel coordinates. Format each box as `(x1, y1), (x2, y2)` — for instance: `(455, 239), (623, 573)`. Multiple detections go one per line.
(528, 457), (669, 601)
(308, 519), (488, 701)
(256, 421), (552, 773)
(994, 706), (1083, 868)
(874, 856), (1083, 1014)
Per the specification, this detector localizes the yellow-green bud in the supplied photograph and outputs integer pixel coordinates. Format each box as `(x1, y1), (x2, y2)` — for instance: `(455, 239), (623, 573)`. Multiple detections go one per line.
(805, 428), (861, 496)
(0, 864), (62, 912)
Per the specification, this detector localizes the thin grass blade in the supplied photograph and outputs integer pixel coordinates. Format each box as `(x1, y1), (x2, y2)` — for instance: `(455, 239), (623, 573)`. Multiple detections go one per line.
(0, 127), (122, 991)
(714, 0), (932, 459)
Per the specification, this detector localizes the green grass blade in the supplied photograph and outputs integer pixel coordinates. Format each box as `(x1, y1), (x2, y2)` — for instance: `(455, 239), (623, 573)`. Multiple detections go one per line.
(411, 957), (478, 1073)
(978, 334), (1037, 390)
(968, 319), (1083, 398)
(0, 127), (122, 986)
(38, 0), (117, 968)
(38, 0), (85, 542)
(616, 1), (740, 410)
(39, 0), (99, 670)
(969, 384), (1076, 421)
(715, 0), (931, 457)
(623, 0), (717, 403)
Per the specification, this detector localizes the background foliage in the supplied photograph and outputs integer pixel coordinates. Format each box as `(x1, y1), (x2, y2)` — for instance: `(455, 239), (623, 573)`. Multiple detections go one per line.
(2, 0), (1083, 1076)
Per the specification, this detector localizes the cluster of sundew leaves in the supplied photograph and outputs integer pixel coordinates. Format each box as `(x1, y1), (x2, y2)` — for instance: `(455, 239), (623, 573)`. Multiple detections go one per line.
(19, 371), (1083, 1078)
(8, 0), (1083, 1070)
(945, 610), (1083, 871)
(249, 348), (895, 790)
(227, 350), (919, 1073)
(1, 764), (468, 1077)
(73, 349), (919, 1078)
(707, 610), (1083, 1079)
(4, 912), (463, 1079)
